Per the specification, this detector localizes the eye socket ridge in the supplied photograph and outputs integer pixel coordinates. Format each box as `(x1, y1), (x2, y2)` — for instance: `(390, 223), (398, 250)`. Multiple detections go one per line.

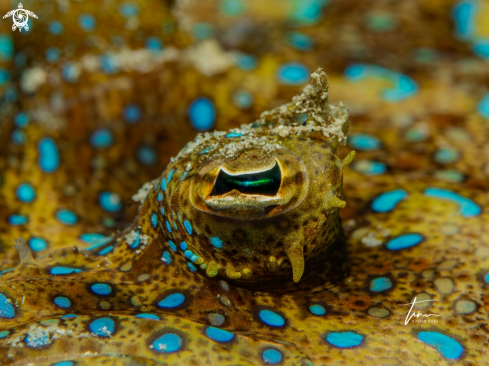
(210, 162), (281, 196)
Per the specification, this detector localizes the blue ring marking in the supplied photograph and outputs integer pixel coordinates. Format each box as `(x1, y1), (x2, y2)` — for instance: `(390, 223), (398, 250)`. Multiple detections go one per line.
(225, 132), (243, 138)
(262, 348), (283, 364)
(161, 178), (167, 192)
(288, 32), (313, 50)
(53, 296), (71, 308)
(205, 326), (234, 342)
(180, 242), (188, 251)
(370, 277), (393, 292)
(277, 62), (309, 85)
(309, 304), (326, 316)
(11, 130), (25, 144)
(14, 112), (29, 128)
(158, 193), (163, 202)
(53, 362), (74, 366)
(0, 35), (13, 61)
(135, 313), (159, 320)
(146, 37), (163, 51)
(418, 331), (463, 359)
(90, 128), (114, 148)
(8, 214), (28, 225)
(98, 245), (113, 255)
(38, 138), (60, 173)
(168, 170), (174, 183)
(60, 314), (77, 319)
(123, 104), (141, 123)
(168, 241), (177, 252)
(184, 250), (193, 259)
(386, 233), (423, 250)
(50, 267), (82, 275)
(0, 330), (9, 339)
(187, 262), (197, 272)
(478, 93), (489, 118)
(152, 333), (182, 353)
(151, 213), (158, 228)
(188, 97), (216, 131)
(91, 283), (112, 296)
(210, 236), (223, 249)
(451, 0), (478, 40)
(233, 91), (253, 108)
(162, 251), (172, 264)
(0, 293), (15, 318)
(183, 220), (193, 235)
(78, 14), (96, 31)
(349, 134), (381, 151)
(259, 309), (285, 327)
(158, 293), (185, 308)
(56, 209), (78, 225)
(45, 47), (60, 63)
(137, 146), (157, 166)
(120, 3), (139, 17)
(371, 189), (407, 213)
(89, 317), (115, 337)
(16, 183), (35, 203)
(29, 237), (47, 252)
(48, 21), (64, 35)
(166, 221), (172, 233)
(424, 187), (481, 217)
(236, 54), (257, 70)
(326, 332), (364, 348)
(221, 0), (245, 16)
(99, 192), (122, 212)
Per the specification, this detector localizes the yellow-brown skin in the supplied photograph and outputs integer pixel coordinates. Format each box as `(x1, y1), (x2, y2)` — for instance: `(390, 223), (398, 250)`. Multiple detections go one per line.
(1, 0), (489, 365)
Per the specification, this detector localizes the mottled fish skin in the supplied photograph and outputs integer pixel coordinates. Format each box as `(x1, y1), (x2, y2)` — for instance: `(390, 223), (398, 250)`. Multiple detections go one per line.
(0, 0), (489, 365)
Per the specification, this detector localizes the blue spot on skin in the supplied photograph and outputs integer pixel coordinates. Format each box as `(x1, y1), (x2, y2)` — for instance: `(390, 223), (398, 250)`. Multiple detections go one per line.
(146, 37), (163, 51)
(221, 0), (245, 16)
(38, 138), (60, 173)
(123, 104), (141, 123)
(277, 63), (310, 85)
(50, 267), (82, 275)
(101, 53), (118, 74)
(98, 245), (114, 255)
(60, 314), (77, 319)
(289, 0), (329, 25)
(82, 235), (111, 250)
(166, 221), (172, 233)
(259, 309), (285, 327)
(135, 313), (159, 320)
(161, 178), (167, 192)
(79, 14), (96, 31)
(236, 54), (257, 70)
(0, 330), (9, 339)
(349, 134), (381, 150)
(288, 32), (314, 50)
(54, 296), (71, 308)
(49, 21), (64, 35)
(326, 332), (363, 348)
(11, 130), (25, 144)
(168, 170), (174, 183)
(370, 277), (393, 292)
(99, 192), (122, 212)
(56, 209), (78, 225)
(53, 362), (74, 366)
(184, 220), (193, 235)
(29, 237), (48, 252)
(210, 237), (223, 249)
(371, 189), (407, 213)
(0, 35), (13, 60)
(262, 348), (283, 364)
(485, 272), (489, 284)
(226, 132), (243, 138)
(184, 250), (193, 259)
(418, 331), (463, 359)
(309, 304), (326, 316)
(192, 23), (213, 39)
(472, 39), (489, 59)
(180, 242), (188, 251)
(152, 333), (182, 353)
(8, 215), (28, 225)
(386, 234), (423, 250)
(15, 113), (29, 128)
(45, 47), (60, 63)
(0, 294), (14, 318)
(434, 148), (460, 164)
(120, 3), (139, 17)
(137, 146), (157, 166)
(424, 188), (481, 217)
(90, 128), (114, 148)
(62, 64), (80, 83)
(151, 213), (158, 228)
(452, 0), (478, 40)
(477, 93), (489, 118)
(188, 98), (216, 131)
(233, 91), (253, 108)
(205, 327), (234, 342)
(89, 318), (115, 336)
(354, 160), (387, 175)
(91, 283), (112, 295)
(16, 183), (35, 203)
(158, 293), (185, 308)
(187, 262), (197, 272)
(190, 255), (201, 263)
(168, 241), (177, 252)
(162, 251), (172, 264)
(158, 193), (163, 202)
(0, 69), (10, 85)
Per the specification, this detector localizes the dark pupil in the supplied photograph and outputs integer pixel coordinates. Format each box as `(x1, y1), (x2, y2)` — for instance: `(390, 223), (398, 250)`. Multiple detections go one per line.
(211, 163), (281, 196)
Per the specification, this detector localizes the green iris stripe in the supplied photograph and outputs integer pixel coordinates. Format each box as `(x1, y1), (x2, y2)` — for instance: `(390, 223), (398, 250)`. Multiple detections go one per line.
(226, 177), (275, 188)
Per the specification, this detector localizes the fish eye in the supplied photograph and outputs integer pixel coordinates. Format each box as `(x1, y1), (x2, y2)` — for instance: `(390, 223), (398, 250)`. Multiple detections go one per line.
(210, 162), (281, 197)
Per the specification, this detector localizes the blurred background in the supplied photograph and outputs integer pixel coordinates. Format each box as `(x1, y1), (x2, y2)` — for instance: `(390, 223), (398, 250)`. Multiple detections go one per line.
(0, 0), (488, 267)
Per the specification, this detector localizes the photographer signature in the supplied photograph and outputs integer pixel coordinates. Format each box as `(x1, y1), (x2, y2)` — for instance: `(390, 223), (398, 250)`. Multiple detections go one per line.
(400, 297), (440, 325)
